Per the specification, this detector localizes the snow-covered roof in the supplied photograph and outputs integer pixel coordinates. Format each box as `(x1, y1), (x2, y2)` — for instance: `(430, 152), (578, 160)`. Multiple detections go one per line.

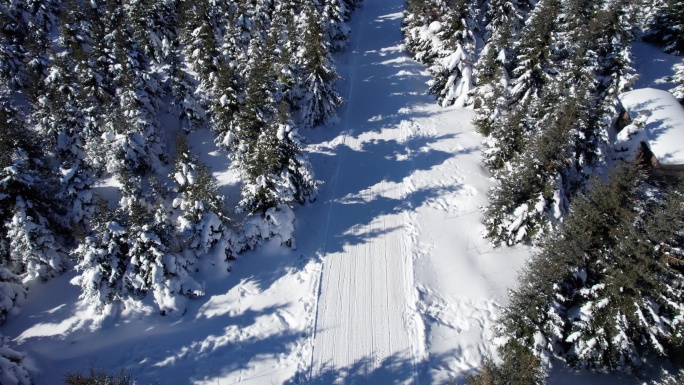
(619, 88), (684, 165)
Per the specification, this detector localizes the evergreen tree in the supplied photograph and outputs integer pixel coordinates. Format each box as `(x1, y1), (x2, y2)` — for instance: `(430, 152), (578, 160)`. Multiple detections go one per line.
(483, 86), (589, 245)
(0, 0), (29, 89)
(71, 196), (129, 315)
(34, 54), (93, 225)
(6, 196), (66, 282)
(672, 63), (684, 103)
(403, 0), (440, 63)
(172, 135), (230, 259)
(427, 0), (478, 107)
(0, 89), (65, 282)
(297, 5), (343, 128)
(647, 0), (684, 55)
(509, 0), (560, 107)
(211, 58), (242, 147)
(239, 103), (319, 215)
(168, 48), (207, 133)
(471, 0), (521, 136)
(499, 164), (684, 370)
(321, 0), (351, 51)
(0, 265), (25, 324)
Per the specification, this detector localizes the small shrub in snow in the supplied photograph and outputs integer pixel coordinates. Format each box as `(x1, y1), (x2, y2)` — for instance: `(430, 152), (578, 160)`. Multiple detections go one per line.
(63, 368), (135, 385)
(463, 342), (547, 385)
(0, 336), (31, 385)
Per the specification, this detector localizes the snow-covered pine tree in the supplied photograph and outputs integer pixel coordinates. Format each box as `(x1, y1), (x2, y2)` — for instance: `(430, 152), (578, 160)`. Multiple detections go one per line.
(6, 196), (66, 282)
(508, 0), (560, 107)
(168, 48), (207, 134)
(471, 0), (522, 136)
(124, 0), (177, 65)
(211, 57), (242, 148)
(179, 0), (220, 91)
(483, 81), (592, 245)
(33, 54), (93, 226)
(480, 96), (533, 175)
(273, 10), (299, 111)
(297, 4), (343, 128)
(320, 0), (352, 51)
(172, 135), (231, 259)
(498, 164), (684, 371)
(124, 190), (203, 316)
(672, 63), (684, 103)
(402, 0), (439, 63)
(71, 196), (130, 315)
(593, 0), (636, 100)
(227, 29), (279, 164)
(239, 102), (319, 216)
(0, 265), (25, 324)
(105, 14), (165, 175)
(0, 90), (66, 283)
(0, 0), (29, 89)
(427, 0), (478, 107)
(646, 0), (684, 55)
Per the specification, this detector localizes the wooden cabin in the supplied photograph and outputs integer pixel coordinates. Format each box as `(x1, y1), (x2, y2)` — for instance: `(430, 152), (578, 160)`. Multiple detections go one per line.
(615, 88), (684, 179)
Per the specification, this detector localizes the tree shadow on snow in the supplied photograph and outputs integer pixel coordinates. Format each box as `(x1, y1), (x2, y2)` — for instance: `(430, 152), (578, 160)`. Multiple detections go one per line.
(303, 134), (477, 252)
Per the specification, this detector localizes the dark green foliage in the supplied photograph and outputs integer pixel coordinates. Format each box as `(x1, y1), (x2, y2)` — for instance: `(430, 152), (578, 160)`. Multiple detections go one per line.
(647, 0), (684, 55)
(64, 368), (135, 385)
(499, 163), (684, 370)
(464, 342), (546, 385)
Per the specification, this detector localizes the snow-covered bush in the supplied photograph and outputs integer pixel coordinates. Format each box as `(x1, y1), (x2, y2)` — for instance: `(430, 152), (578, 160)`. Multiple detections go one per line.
(463, 343), (547, 385)
(0, 336), (31, 385)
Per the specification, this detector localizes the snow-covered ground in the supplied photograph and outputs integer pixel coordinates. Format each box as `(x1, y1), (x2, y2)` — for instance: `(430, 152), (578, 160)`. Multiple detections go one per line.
(4, 1), (682, 385)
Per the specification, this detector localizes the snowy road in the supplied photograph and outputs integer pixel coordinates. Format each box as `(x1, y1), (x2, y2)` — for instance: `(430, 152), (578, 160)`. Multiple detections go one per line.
(307, 1), (433, 382)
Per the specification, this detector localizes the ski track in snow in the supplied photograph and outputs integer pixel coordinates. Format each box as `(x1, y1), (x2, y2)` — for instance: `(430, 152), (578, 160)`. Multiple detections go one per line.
(306, 1), (431, 383)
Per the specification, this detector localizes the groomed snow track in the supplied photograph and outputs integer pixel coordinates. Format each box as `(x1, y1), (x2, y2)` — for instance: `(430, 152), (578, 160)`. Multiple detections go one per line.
(307, 1), (431, 383)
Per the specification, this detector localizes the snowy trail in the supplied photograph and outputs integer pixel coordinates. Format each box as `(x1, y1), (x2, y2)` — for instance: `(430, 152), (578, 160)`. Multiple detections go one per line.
(306, 0), (436, 382)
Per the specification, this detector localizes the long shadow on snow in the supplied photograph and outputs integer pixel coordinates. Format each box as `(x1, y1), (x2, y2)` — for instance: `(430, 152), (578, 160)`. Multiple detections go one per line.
(284, 348), (480, 385)
(307, 134), (477, 252)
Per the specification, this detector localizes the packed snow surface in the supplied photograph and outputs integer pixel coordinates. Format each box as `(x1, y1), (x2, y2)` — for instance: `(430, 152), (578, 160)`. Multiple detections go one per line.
(3, 0), (655, 384)
(619, 87), (684, 165)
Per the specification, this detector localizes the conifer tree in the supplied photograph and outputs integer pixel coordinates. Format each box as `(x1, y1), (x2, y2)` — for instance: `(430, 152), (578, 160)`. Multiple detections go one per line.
(509, 0), (559, 107)
(499, 164), (684, 370)
(172, 135), (230, 258)
(321, 0), (351, 51)
(403, 0), (439, 63)
(647, 0), (684, 55)
(297, 5), (343, 128)
(427, 0), (478, 107)
(0, 89), (65, 283)
(211, 58), (242, 147)
(71, 196), (130, 315)
(239, 103), (319, 215)
(672, 63), (684, 103)
(0, 335), (31, 385)
(471, 0), (521, 136)
(6, 196), (66, 282)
